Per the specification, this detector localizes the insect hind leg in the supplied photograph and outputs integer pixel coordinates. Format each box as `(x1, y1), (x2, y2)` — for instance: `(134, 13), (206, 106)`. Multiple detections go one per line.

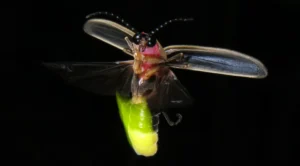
(162, 111), (182, 126)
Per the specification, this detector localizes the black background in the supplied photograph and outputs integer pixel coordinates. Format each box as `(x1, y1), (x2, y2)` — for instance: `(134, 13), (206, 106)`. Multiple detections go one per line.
(11, 0), (300, 165)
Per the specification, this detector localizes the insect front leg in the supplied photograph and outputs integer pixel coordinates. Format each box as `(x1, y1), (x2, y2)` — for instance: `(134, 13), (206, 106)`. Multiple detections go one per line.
(166, 53), (184, 63)
(123, 37), (135, 55)
(124, 37), (134, 50)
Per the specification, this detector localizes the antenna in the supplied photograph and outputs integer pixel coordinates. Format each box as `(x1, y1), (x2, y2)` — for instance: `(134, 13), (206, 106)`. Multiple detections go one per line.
(85, 11), (137, 32)
(150, 17), (194, 35)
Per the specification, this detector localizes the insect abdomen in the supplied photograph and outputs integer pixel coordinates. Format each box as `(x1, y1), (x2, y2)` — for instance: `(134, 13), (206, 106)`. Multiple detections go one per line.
(116, 92), (159, 157)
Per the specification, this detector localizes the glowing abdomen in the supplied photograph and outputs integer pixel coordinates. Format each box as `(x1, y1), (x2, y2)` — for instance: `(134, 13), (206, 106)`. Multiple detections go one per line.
(116, 92), (160, 157)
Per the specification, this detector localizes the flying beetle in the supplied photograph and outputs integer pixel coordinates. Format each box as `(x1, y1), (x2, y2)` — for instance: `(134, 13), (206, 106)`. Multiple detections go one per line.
(42, 11), (268, 157)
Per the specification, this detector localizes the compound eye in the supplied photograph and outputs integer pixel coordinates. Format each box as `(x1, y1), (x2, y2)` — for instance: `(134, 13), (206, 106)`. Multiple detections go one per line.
(132, 33), (141, 44)
(147, 35), (156, 47)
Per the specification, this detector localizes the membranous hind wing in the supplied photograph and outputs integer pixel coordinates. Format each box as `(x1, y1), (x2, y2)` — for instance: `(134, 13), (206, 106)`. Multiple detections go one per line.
(146, 66), (194, 114)
(83, 18), (135, 56)
(42, 61), (134, 97)
(164, 45), (268, 78)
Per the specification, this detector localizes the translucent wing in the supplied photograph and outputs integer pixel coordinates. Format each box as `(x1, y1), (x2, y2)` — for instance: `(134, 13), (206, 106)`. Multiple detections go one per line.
(42, 61), (134, 96)
(164, 45), (268, 78)
(83, 19), (135, 56)
(145, 66), (194, 114)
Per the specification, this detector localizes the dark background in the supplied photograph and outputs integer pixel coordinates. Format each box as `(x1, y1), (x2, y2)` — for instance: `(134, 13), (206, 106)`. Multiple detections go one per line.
(10, 0), (300, 165)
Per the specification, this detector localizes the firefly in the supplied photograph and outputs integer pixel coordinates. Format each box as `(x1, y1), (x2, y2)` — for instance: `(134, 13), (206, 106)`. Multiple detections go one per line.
(42, 11), (268, 157)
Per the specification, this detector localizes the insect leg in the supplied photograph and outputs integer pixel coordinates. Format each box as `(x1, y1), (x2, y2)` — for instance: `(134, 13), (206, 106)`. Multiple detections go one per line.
(162, 112), (182, 126)
(125, 37), (134, 51)
(116, 60), (134, 65)
(122, 37), (134, 55)
(166, 53), (184, 63)
(142, 66), (160, 80)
